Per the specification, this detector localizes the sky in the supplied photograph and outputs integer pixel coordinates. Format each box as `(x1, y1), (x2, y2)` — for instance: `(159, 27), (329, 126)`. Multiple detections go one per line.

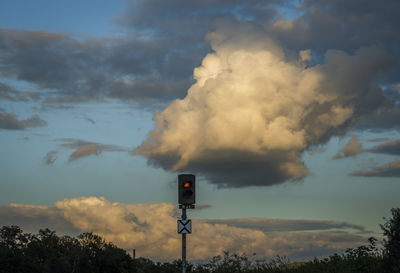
(1, 0), (400, 261)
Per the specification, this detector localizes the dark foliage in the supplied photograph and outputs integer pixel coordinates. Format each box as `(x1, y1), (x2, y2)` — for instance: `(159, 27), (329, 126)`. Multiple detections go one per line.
(0, 208), (399, 273)
(0, 226), (134, 273)
(381, 208), (400, 273)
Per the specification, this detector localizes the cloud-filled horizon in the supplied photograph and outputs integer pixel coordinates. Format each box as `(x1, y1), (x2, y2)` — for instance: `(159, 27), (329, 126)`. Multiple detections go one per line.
(0, 196), (371, 261)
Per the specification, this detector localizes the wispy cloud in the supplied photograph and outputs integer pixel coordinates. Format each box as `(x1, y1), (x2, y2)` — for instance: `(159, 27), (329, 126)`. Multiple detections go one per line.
(195, 204), (213, 210)
(204, 218), (368, 233)
(43, 150), (58, 165)
(333, 137), (366, 159)
(54, 138), (129, 162)
(0, 112), (47, 130)
(351, 160), (400, 177)
(334, 138), (400, 159)
(332, 138), (400, 177)
(0, 82), (41, 102)
(368, 138), (389, 142)
(369, 139), (400, 155)
(68, 144), (102, 162)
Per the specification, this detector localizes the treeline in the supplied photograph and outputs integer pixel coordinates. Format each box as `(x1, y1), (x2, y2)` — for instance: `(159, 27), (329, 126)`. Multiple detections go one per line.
(1, 208), (399, 273)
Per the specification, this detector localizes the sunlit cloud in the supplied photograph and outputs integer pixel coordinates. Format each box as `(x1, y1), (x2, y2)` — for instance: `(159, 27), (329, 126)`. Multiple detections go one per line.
(0, 196), (369, 260)
(333, 137), (365, 159)
(137, 21), (394, 187)
(51, 138), (129, 162)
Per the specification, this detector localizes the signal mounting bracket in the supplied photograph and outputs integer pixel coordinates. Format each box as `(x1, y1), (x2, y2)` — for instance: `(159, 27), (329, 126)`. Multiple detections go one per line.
(179, 204), (195, 209)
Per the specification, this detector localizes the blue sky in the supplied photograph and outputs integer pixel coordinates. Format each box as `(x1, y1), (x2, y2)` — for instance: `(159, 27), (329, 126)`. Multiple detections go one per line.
(1, 0), (400, 261)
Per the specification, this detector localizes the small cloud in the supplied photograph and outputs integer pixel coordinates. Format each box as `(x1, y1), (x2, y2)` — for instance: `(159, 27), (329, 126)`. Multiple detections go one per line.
(0, 112), (47, 130)
(203, 218), (367, 233)
(55, 138), (129, 162)
(23, 91), (41, 100)
(333, 137), (365, 159)
(350, 160), (400, 177)
(194, 204), (213, 210)
(68, 144), (101, 162)
(43, 150), (58, 165)
(299, 49), (312, 62)
(368, 137), (389, 142)
(0, 82), (27, 102)
(0, 82), (41, 102)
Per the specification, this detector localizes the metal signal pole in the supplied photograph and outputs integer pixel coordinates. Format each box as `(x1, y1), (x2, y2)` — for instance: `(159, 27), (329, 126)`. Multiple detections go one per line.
(181, 205), (187, 273)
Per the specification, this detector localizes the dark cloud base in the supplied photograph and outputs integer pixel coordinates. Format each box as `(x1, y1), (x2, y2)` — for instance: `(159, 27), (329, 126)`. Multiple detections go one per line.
(144, 149), (306, 188)
(0, 205), (78, 235)
(204, 218), (367, 233)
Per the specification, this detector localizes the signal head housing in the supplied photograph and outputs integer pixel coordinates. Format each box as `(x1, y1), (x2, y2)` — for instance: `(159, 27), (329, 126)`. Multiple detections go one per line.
(178, 174), (195, 205)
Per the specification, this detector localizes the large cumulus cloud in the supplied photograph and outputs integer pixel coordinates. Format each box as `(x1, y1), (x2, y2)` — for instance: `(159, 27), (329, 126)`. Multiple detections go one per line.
(136, 21), (394, 187)
(0, 196), (368, 260)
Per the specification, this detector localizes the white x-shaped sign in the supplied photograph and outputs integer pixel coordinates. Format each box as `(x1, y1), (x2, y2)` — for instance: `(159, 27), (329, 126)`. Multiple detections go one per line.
(177, 219), (192, 234)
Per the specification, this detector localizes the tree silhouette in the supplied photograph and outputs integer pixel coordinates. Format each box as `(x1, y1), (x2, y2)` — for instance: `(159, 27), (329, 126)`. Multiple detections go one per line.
(381, 208), (400, 273)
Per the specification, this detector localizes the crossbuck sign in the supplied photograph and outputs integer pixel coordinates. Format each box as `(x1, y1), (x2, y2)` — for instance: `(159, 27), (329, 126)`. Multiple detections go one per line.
(177, 219), (192, 234)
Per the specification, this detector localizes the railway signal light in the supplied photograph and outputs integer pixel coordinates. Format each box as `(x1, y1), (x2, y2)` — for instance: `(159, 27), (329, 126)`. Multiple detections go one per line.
(178, 174), (195, 205)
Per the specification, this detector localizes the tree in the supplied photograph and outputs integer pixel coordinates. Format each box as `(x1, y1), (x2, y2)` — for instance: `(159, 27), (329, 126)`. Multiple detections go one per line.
(0, 225), (32, 273)
(381, 208), (400, 273)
